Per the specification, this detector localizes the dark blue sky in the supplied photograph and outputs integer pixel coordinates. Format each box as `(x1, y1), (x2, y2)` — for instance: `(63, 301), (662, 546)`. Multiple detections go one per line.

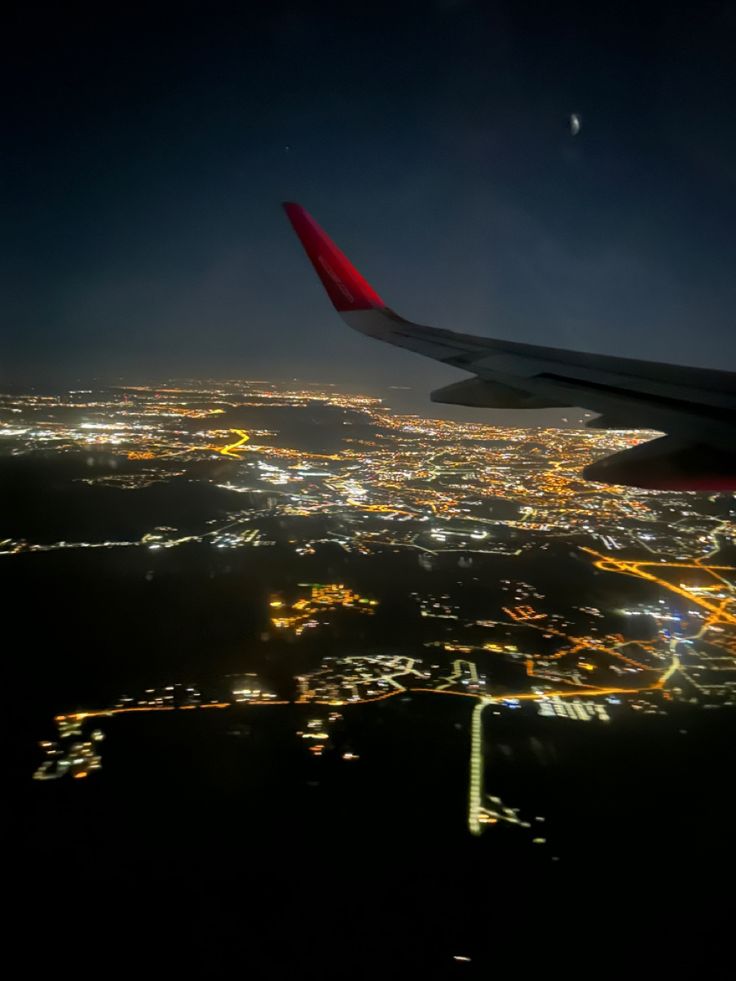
(2, 1), (735, 396)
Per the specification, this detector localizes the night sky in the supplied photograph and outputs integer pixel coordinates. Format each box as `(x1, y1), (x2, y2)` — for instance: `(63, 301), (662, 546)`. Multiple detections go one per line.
(3, 1), (735, 398)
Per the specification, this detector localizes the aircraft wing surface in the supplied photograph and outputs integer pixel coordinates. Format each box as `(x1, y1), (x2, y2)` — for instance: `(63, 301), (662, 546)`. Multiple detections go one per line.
(283, 202), (736, 490)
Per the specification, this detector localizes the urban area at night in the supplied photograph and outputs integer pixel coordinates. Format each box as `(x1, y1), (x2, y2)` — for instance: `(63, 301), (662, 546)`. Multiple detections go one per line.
(6, 6), (736, 967)
(6, 385), (732, 787)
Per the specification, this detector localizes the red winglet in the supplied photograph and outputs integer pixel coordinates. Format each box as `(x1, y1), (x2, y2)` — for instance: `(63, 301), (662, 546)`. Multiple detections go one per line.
(283, 202), (386, 312)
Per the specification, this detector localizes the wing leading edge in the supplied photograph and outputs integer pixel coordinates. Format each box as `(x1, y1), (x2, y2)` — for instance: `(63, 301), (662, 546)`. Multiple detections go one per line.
(283, 202), (736, 491)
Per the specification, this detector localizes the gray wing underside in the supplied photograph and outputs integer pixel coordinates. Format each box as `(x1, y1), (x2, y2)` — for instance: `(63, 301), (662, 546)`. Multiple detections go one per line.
(341, 308), (736, 442)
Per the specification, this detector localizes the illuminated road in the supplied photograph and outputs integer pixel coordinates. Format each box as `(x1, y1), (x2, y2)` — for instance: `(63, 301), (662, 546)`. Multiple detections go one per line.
(51, 658), (683, 831)
(218, 429), (250, 457)
(657, 652), (680, 688)
(54, 701), (287, 723)
(56, 650), (682, 727)
(468, 699), (490, 836)
(582, 547), (736, 626)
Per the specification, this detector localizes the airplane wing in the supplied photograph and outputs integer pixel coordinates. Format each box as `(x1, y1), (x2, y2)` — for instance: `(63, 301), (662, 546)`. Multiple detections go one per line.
(283, 202), (736, 491)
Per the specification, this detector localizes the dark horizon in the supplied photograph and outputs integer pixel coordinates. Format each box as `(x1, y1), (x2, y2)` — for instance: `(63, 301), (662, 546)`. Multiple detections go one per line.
(0, 371), (601, 429)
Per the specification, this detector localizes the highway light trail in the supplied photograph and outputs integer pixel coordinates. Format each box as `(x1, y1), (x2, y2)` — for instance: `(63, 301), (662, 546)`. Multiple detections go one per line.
(218, 429), (250, 457)
(582, 548), (736, 625)
(468, 699), (490, 836)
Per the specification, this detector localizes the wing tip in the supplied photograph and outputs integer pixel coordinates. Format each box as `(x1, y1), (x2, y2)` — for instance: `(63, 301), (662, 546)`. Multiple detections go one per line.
(282, 201), (386, 313)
